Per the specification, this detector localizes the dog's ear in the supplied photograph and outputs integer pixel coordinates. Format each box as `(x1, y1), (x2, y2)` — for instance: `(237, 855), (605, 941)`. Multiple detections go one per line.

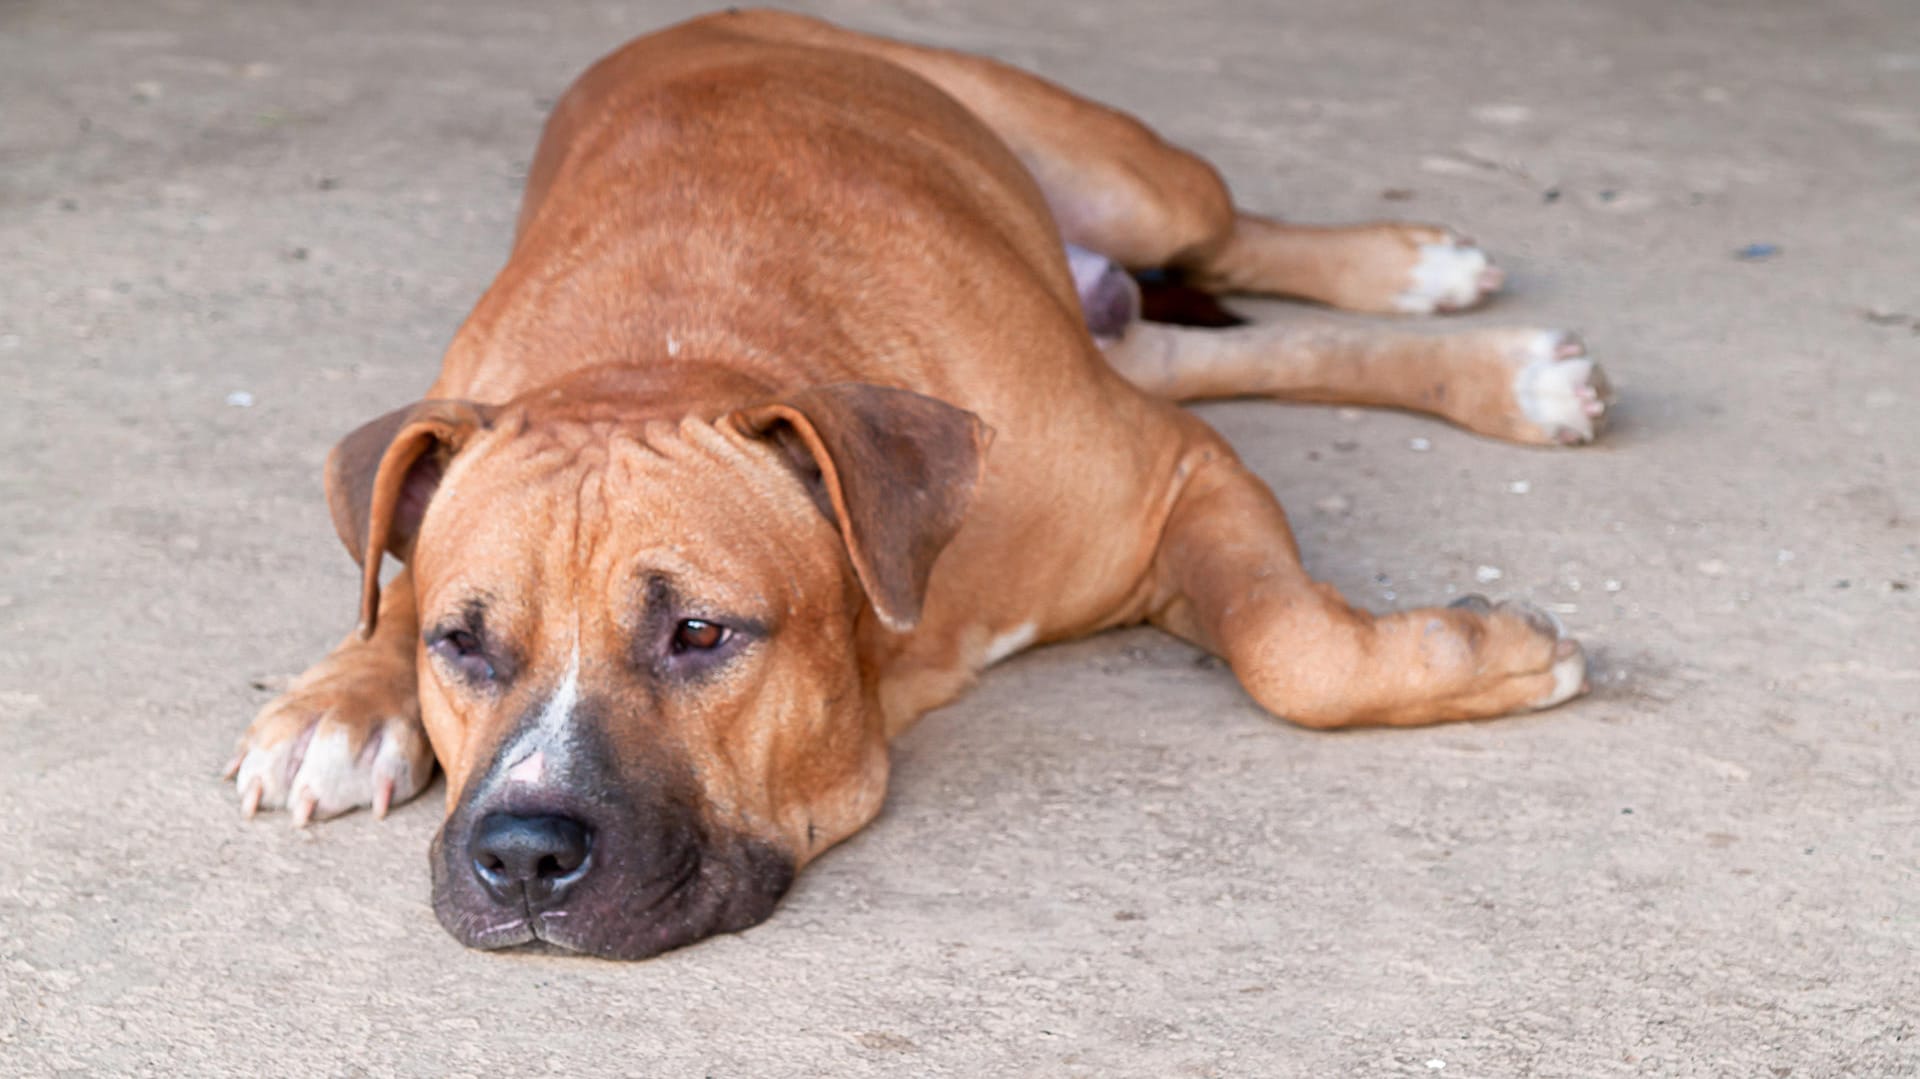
(324, 399), (494, 637)
(731, 383), (991, 633)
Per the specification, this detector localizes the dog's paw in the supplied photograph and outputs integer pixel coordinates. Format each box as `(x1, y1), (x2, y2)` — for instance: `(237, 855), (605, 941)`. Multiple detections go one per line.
(1507, 330), (1612, 445)
(1447, 593), (1588, 711)
(225, 649), (432, 825)
(1393, 232), (1504, 315)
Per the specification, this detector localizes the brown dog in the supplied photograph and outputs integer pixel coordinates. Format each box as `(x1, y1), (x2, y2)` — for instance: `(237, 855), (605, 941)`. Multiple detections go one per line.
(227, 10), (1608, 959)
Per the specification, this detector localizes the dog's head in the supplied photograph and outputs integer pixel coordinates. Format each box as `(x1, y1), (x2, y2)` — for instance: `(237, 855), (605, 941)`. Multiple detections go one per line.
(325, 377), (987, 958)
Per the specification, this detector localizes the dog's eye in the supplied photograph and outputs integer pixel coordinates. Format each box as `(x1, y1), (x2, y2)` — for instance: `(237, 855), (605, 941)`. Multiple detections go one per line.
(429, 628), (496, 682)
(439, 629), (481, 655)
(670, 619), (728, 654)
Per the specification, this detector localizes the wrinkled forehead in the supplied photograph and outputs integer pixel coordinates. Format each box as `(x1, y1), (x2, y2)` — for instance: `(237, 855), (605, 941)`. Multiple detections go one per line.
(410, 413), (836, 617)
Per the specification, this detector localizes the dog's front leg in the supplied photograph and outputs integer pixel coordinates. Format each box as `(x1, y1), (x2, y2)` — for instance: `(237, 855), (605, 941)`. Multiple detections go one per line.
(226, 567), (433, 824)
(1148, 448), (1588, 728)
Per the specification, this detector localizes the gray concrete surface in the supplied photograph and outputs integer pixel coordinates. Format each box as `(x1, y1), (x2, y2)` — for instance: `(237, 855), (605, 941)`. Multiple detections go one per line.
(3, 0), (1917, 1075)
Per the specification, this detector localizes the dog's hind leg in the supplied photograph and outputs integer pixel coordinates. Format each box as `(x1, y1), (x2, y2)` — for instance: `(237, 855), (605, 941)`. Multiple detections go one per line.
(957, 85), (1507, 316)
(226, 567), (433, 825)
(1146, 448), (1587, 728)
(1176, 217), (1507, 316)
(1101, 317), (1611, 446)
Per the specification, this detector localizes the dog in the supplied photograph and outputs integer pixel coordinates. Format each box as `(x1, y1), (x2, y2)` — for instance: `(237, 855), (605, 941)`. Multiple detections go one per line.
(226, 10), (1609, 959)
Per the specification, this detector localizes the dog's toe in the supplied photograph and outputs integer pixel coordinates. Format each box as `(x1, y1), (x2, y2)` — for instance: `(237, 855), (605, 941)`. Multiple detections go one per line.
(1394, 234), (1501, 314)
(286, 714), (430, 826)
(1510, 330), (1613, 445)
(1488, 598), (1587, 710)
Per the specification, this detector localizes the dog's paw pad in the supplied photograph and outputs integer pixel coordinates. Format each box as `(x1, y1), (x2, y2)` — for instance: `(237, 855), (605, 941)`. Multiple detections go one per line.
(1394, 235), (1501, 314)
(1511, 331), (1612, 444)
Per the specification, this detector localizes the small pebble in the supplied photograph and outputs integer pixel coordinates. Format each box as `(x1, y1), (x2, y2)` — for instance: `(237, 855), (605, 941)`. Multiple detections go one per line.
(1776, 549), (1795, 564)
(1735, 243), (1780, 261)
(1313, 494), (1351, 516)
(1336, 408), (1363, 422)
(1426, 1061), (1447, 1072)
(1604, 579), (1624, 593)
(1408, 437), (1432, 452)
(225, 390), (255, 408)
(1507, 480), (1531, 494)
(1475, 565), (1504, 583)
(1697, 559), (1728, 576)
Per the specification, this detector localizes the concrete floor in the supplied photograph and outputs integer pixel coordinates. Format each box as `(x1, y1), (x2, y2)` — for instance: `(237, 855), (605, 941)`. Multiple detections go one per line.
(2, 1), (1916, 1075)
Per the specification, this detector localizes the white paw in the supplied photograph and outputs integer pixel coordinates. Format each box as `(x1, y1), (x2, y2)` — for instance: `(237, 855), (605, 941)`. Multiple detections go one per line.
(1394, 235), (1504, 314)
(228, 709), (432, 826)
(1511, 331), (1612, 444)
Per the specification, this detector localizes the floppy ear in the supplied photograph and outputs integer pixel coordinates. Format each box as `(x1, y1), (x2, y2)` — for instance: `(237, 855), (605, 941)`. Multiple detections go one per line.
(324, 399), (494, 637)
(731, 383), (991, 633)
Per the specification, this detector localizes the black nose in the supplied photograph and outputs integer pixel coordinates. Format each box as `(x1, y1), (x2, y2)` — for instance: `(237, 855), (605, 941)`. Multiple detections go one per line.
(469, 813), (593, 908)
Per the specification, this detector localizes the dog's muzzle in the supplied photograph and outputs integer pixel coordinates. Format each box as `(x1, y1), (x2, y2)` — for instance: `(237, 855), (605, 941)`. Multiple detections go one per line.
(428, 715), (794, 960)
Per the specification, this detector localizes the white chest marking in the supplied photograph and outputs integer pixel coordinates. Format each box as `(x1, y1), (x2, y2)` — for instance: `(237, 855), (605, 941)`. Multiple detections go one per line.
(983, 622), (1038, 667)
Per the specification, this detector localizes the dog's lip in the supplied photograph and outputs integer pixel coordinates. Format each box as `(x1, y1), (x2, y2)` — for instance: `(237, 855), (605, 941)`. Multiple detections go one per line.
(446, 910), (536, 950)
(528, 909), (594, 953)
(528, 868), (707, 958)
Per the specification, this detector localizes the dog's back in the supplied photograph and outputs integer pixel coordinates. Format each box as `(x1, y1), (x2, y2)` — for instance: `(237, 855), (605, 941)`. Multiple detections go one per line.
(437, 17), (1099, 421)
